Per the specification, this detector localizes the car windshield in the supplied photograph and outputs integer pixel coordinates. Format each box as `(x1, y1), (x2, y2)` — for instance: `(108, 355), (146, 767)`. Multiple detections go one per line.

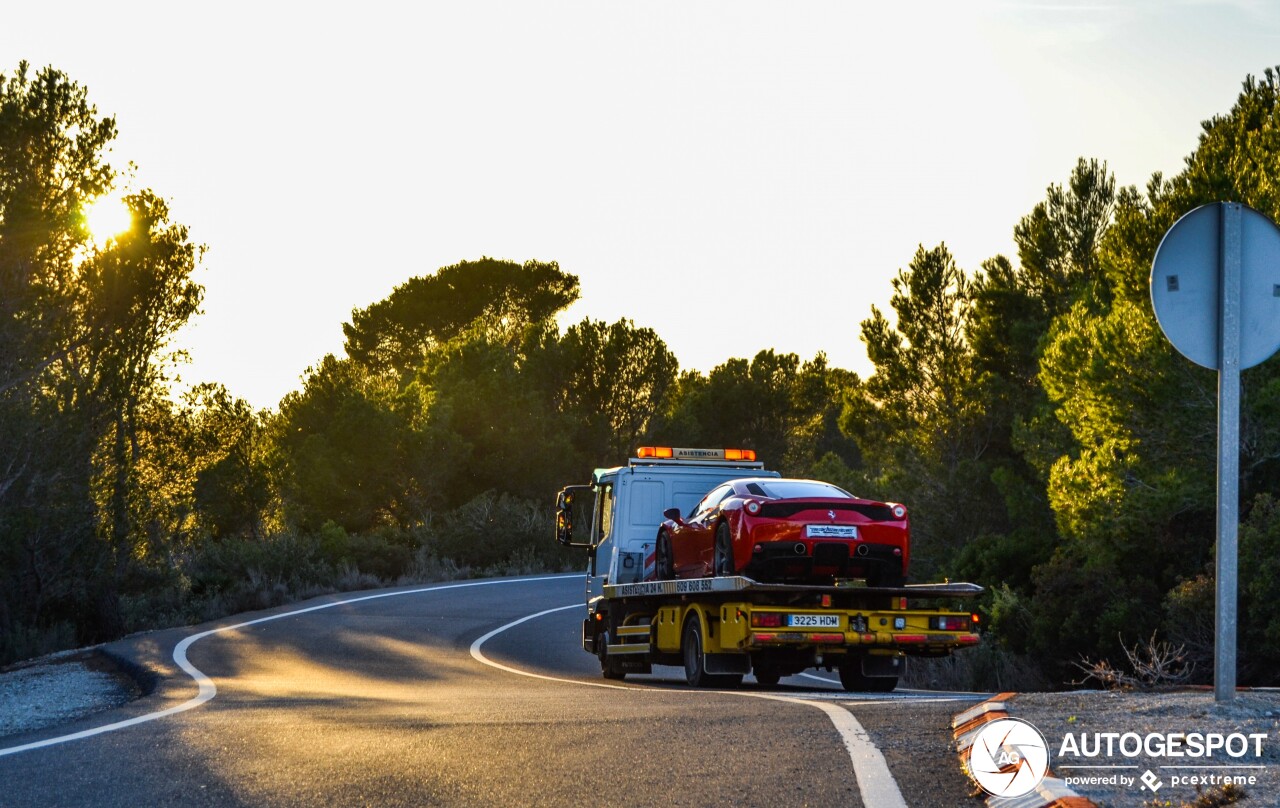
(754, 480), (852, 500)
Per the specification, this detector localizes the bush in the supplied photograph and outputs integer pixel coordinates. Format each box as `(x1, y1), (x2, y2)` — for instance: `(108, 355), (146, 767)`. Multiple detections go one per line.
(425, 491), (563, 568)
(904, 635), (1051, 692)
(187, 533), (327, 598)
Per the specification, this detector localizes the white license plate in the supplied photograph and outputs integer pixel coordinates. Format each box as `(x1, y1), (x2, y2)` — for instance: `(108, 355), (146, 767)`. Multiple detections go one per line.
(805, 524), (858, 538)
(788, 614), (841, 628)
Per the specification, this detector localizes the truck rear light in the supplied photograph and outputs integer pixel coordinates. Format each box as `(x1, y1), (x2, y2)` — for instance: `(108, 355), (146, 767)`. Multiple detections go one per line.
(810, 633), (844, 644)
(751, 612), (784, 628)
(898, 597), (907, 610)
(820, 595), (831, 608)
(931, 616), (971, 631)
(893, 617), (906, 630)
(724, 448), (757, 461)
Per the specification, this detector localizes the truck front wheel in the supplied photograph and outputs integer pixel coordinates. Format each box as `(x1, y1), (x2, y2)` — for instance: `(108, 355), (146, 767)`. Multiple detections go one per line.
(598, 633), (626, 680)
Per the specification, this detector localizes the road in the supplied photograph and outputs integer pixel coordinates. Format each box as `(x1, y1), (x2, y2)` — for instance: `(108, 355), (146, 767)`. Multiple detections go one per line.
(0, 574), (986, 807)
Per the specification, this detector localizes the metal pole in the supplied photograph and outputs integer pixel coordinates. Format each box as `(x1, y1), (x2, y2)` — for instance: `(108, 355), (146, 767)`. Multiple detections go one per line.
(1216, 202), (1241, 702)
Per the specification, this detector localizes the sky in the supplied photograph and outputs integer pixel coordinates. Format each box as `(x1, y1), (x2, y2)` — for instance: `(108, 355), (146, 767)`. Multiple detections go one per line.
(5, 1), (1280, 409)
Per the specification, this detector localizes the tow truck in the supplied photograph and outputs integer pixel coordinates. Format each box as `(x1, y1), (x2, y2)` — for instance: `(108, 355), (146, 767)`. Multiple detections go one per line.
(555, 447), (983, 691)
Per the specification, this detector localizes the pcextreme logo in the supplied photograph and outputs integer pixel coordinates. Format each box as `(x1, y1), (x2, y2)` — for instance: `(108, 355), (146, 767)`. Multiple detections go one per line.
(968, 717), (1051, 797)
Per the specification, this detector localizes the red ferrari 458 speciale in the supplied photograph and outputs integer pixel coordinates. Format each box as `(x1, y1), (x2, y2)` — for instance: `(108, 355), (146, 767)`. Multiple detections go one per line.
(654, 478), (908, 586)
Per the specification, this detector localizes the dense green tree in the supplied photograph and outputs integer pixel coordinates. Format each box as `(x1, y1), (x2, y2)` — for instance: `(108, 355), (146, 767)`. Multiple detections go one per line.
(343, 257), (579, 376)
(274, 355), (421, 532)
(529, 317), (679, 462)
(419, 337), (580, 506)
(841, 245), (993, 576)
(658, 350), (854, 476)
(951, 161), (1118, 597)
(0, 63), (204, 646)
(185, 385), (274, 540)
(0, 62), (116, 398)
(1020, 70), (1280, 676)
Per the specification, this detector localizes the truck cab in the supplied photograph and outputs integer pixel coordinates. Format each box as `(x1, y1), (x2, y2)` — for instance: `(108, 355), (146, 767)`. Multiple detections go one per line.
(556, 447), (779, 599)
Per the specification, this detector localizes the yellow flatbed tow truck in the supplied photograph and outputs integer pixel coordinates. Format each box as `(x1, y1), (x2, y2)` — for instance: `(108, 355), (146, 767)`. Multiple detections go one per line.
(556, 448), (982, 690)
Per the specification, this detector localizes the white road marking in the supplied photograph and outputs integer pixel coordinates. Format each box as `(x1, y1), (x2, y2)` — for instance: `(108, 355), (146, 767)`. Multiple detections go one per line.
(0, 575), (580, 758)
(470, 603), (920, 808)
(469, 605), (628, 691)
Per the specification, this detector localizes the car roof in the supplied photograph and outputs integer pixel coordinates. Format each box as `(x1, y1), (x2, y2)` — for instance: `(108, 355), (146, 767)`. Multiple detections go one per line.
(729, 477), (855, 496)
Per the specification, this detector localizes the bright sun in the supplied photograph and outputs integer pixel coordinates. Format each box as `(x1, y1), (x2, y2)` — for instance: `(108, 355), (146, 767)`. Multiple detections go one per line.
(82, 193), (132, 246)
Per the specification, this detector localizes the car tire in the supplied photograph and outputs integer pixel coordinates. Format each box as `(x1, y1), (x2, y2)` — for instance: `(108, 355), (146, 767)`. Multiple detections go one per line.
(656, 530), (674, 581)
(713, 522), (735, 577)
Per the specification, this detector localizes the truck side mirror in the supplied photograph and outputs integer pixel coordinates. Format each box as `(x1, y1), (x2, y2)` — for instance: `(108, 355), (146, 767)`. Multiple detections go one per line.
(663, 507), (683, 524)
(556, 485), (595, 548)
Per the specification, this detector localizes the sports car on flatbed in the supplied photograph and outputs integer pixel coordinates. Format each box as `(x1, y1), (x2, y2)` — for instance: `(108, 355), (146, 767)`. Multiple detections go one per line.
(653, 478), (909, 586)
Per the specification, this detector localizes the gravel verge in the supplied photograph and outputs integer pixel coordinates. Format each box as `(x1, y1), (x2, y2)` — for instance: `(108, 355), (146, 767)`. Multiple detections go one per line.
(0, 651), (143, 739)
(1005, 689), (1280, 807)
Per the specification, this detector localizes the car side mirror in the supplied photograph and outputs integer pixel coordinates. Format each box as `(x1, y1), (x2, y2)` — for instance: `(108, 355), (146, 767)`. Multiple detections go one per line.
(663, 507), (683, 524)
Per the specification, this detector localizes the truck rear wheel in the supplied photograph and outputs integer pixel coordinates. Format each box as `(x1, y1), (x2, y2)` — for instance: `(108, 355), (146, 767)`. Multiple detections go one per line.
(682, 618), (741, 688)
(838, 662), (897, 692)
(753, 665), (782, 688)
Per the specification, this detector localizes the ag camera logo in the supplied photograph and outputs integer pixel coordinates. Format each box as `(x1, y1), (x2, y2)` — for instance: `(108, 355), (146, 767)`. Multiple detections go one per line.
(968, 718), (1050, 797)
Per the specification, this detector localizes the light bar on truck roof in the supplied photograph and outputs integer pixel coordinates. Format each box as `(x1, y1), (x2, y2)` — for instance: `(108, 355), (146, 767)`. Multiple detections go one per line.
(635, 447), (757, 462)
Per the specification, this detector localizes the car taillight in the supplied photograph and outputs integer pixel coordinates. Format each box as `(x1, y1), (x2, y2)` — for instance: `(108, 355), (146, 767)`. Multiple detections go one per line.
(931, 615), (971, 631)
(746, 500), (761, 515)
(892, 504), (906, 519)
(751, 612), (784, 628)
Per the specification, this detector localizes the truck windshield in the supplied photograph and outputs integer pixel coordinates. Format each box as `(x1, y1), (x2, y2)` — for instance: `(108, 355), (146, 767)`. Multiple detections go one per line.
(756, 481), (852, 500)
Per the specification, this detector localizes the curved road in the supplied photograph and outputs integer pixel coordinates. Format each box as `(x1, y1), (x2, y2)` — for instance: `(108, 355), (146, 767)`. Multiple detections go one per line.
(0, 575), (986, 807)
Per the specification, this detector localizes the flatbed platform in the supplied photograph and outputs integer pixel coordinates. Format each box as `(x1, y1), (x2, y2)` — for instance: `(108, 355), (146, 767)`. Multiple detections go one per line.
(603, 576), (983, 600)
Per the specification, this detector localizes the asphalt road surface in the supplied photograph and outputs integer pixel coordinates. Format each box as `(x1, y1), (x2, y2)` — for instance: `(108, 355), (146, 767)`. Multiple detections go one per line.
(0, 574), (988, 807)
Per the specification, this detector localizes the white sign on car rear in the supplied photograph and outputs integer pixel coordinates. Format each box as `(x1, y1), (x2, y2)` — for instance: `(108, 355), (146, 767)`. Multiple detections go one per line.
(806, 525), (858, 538)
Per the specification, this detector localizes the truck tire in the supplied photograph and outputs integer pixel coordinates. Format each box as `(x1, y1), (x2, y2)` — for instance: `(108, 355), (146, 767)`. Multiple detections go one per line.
(838, 662), (897, 693)
(655, 530), (674, 581)
(753, 665), (782, 688)
(682, 617), (741, 688)
(598, 633), (627, 680)
(713, 522), (735, 577)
